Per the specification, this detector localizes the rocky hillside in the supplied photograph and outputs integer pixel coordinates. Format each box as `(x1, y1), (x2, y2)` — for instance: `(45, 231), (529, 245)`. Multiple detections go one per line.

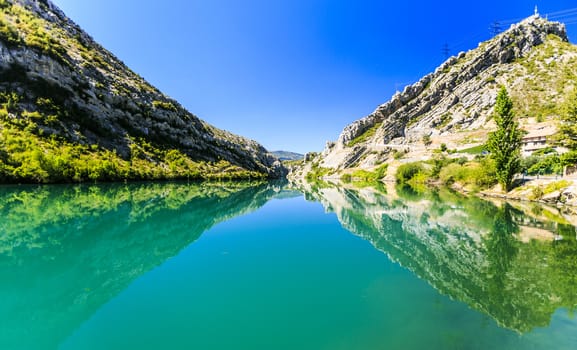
(0, 0), (284, 182)
(295, 15), (576, 178)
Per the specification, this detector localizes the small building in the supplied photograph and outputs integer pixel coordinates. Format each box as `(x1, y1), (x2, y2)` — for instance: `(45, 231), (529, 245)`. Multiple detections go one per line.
(521, 124), (563, 157)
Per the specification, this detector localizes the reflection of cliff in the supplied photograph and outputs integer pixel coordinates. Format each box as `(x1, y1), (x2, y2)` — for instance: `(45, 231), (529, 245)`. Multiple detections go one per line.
(0, 181), (285, 349)
(303, 185), (577, 333)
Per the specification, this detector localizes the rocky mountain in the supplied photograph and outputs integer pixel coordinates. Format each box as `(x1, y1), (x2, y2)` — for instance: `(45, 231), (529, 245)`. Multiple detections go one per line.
(0, 0), (284, 182)
(296, 15), (576, 178)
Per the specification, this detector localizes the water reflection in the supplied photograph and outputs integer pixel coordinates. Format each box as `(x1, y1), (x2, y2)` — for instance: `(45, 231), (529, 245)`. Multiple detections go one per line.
(300, 183), (577, 333)
(0, 181), (286, 350)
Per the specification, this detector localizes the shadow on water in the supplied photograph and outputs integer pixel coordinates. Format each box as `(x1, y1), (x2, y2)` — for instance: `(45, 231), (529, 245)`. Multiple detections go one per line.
(0, 181), (288, 350)
(298, 182), (577, 334)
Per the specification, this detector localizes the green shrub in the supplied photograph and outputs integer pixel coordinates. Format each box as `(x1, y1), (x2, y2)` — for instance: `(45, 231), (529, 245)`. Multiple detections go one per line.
(152, 100), (178, 112)
(422, 134), (432, 147)
(439, 163), (464, 185)
(530, 185), (544, 200)
(437, 159), (497, 190)
(527, 155), (562, 175)
(471, 159), (498, 188)
(407, 172), (429, 191)
(374, 163), (389, 179)
(532, 147), (556, 156)
(351, 169), (375, 181)
(544, 180), (571, 194)
(396, 162), (427, 184)
(349, 163), (388, 183)
(341, 173), (352, 182)
(306, 164), (333, 181)
(0, 18), (21, 47)
(393, 149), (407, 159)
(560, 151), (577, 166)
(435, 113), (452, 130)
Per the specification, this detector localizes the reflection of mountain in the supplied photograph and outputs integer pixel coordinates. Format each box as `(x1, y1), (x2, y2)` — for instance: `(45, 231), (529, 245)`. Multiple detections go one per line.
(0, 181), (284, 350)
(302, 184), (577, 333)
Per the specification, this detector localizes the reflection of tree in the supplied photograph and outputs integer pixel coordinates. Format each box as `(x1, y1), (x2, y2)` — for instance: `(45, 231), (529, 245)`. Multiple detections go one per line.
(0, 181), (283, 350)
(482, 203), (525, 330)
(484, 203), (519, 290)
(550, 223), (577, 307)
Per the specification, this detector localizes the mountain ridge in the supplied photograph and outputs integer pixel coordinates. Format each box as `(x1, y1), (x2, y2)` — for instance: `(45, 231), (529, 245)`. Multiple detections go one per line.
(292, 15), (576, 179)
(0, 0), (285, 182)
(271, 150), (304, 161)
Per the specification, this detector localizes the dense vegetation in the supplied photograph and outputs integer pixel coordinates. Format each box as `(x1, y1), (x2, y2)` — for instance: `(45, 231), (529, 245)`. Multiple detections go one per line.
(395, 155), (497, 192)
(0, 88), (265, 183)
(393, 85), (577, 193)
(0, 127), (266, 183)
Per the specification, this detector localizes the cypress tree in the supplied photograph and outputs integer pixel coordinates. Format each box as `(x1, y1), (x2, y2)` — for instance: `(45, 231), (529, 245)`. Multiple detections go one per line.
(486, 86), (522, 192)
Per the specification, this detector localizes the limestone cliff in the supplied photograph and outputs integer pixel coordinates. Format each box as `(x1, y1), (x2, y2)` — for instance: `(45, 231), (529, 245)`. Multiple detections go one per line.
(0, 0), (284, 182)
(306, 16), (575, 175)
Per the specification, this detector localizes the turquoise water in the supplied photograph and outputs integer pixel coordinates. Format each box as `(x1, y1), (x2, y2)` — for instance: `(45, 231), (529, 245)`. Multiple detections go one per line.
(0, 182), (576, 349)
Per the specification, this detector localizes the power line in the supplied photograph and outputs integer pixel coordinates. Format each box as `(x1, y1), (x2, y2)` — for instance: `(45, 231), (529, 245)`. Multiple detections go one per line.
(494, 16), (525, 26)
(429, 6), (577, 74)
(451, 31), (486, 51)
(490, 21), (502, 36)
(441, 43), (450, 59)
(545, 7), (577, 17)
(548, 13), (577, 20)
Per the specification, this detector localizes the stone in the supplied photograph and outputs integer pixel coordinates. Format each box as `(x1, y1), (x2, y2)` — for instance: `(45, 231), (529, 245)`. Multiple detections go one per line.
(541, 190), (561, 203)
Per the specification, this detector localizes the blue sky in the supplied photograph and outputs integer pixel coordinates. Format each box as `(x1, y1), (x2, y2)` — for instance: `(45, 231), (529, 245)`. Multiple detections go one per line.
(50, 0), (577, 154)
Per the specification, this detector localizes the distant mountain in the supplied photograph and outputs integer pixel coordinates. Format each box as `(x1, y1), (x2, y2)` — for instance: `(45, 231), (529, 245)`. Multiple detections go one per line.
(293, 16), (576, 178)
(271, 151), (304, 161)
(0, 0), (285, 183)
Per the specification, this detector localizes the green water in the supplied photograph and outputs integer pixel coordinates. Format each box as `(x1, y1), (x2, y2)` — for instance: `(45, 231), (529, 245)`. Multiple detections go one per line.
(0, 182), (576, 349)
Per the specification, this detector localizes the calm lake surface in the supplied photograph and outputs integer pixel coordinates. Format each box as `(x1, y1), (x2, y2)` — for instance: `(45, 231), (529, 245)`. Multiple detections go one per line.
(0, 181), (576, 349)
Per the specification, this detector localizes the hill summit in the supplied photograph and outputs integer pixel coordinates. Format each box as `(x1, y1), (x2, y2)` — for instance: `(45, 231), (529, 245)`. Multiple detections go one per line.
(294, 15), (575, 179)
(0, 0), (284, 182)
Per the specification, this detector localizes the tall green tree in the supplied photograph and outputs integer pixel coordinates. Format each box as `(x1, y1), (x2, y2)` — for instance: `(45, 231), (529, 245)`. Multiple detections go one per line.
(486, 86), (523, 192)
(558, 87), (577, 150)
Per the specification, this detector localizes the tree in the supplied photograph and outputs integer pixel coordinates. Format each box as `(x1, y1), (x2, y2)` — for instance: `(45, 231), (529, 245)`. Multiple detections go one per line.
(486, 86), (522, 192)
(558, 87), (577, 150)
(422, 134), (432, 148)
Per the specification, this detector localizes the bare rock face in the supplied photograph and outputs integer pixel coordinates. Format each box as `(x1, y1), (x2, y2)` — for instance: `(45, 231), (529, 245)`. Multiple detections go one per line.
(315, 16), (569, 171)
(0, 0), (285, 179)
